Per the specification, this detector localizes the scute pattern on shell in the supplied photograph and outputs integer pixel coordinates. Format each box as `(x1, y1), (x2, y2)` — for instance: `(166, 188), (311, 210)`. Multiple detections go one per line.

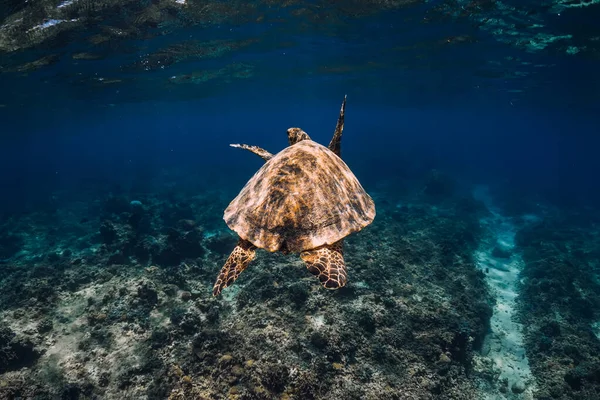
(224, 140), (375, 253)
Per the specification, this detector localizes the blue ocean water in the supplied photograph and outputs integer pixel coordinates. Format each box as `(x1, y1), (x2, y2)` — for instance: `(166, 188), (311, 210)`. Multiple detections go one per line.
(1, 1), (599, 399)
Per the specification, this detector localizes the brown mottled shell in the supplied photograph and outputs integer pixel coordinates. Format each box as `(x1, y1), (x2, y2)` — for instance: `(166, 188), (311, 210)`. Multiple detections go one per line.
(224, 140), (376, 253)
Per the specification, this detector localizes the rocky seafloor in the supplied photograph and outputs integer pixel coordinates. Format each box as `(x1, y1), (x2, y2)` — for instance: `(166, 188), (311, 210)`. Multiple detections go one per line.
(0, 171), (599, 399)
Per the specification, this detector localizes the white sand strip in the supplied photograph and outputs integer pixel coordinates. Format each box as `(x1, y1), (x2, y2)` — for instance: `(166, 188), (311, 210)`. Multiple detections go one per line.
(472, 186), (535, 399)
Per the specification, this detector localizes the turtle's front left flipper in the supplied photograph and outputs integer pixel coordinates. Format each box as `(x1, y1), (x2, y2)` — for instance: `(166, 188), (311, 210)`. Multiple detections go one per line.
(230, 144), (273, 161)
(213, 239), (257, 296)
(301, 241), (347, 289)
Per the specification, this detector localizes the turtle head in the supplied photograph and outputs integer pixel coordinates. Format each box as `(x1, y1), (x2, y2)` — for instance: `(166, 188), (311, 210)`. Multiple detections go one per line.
(287, 128), (312, 145)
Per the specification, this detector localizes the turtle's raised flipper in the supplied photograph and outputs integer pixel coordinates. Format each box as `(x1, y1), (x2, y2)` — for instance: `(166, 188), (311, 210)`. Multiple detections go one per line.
(213, 239), (257, 296)
(230, 144), (273, 161)
(327, 95), (346, 158)
(301, 241), (347, 289)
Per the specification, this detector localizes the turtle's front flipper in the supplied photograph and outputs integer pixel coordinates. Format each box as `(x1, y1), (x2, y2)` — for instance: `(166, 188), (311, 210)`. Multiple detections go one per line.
(327, 95), (346, 157)
(213, 239), (257, 296)
(301, 241), (347, 289)
(230, 144), (273, 161)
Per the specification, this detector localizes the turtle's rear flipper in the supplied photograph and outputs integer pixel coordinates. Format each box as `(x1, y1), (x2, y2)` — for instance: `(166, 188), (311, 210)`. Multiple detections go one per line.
(213, 239), (257, 296)
(301, 241), (347, 289)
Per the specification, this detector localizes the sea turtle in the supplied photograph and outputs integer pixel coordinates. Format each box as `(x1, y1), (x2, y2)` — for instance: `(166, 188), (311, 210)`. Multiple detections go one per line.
(213, 96), (376, 296)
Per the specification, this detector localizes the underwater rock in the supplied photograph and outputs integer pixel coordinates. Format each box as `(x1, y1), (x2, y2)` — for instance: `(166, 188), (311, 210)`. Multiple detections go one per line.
(99, 221), (118, 244)
(192, 328), (230, 361)
(136, 281), (159, 306)
(36, 318), (53, 334)
(61, 383), (82, 399)
(154, 226), (204, 266)
(128, 206), (145, 231)
(178, 311), (202, 334)
(286, 282), (310, 308)
(511, 379), (526, 393)
(0, 324), (41, 373)
(98, 372), (110, 387)
(133, 236), (160, 263)
(87, 311), (108, 326)
(162, 283), (178, 297)
(130, 200), (143, 208)
(309, 331), (328, 349)
(259, 362), (289, 393)
(180, 291), (192, 301)
(149, 328), (170, 350)
(168, 227), (204, 258)
(293, 370), (322, 399)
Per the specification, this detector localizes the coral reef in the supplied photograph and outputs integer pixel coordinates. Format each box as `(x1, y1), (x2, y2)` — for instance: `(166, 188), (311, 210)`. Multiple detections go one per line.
(3, 172), (597, 398)
(515, 209), (600, 400)
(0, 323), (40, 373)
(0, 177), (495, 399)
